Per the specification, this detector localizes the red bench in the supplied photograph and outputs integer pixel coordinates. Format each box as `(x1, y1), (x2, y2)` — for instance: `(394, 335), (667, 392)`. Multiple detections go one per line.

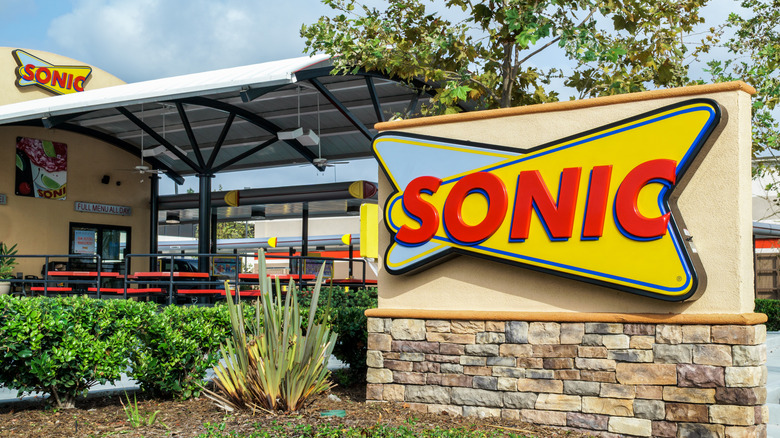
(88, 287), (164, 294)
(31, 286), (72, 292)
(219, 290), (264, 297)
(177, 289), (224, 295)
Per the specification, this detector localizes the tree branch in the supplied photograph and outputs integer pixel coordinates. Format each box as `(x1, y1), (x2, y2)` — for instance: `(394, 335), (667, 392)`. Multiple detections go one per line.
(467, 76), (500, 101)
(515, 6), (599, 67)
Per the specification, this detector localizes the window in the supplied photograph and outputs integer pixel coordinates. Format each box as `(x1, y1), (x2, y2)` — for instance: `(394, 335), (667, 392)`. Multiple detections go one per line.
(68, 223), (131, 273)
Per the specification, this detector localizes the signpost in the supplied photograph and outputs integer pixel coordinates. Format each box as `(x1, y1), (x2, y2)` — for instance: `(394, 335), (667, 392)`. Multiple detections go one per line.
(375, 100), (719, 301)
(365, 83), (767, 437)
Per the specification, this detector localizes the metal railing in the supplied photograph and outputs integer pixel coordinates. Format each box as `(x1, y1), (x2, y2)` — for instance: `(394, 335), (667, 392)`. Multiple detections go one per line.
(2, 251), (373, 304)
(0, 254), (105, 297)
(124, 253), (241, 304)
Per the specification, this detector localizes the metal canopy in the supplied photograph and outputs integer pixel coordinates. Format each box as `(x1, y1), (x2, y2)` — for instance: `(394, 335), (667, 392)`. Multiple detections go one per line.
(0, 54), (438, 267)
(160, 199), (371, 225)
(0, 55), (432, 182)
(158, 180), (377, 224)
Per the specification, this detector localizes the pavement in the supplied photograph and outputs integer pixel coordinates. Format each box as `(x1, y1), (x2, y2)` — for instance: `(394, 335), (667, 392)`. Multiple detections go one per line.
(766, 332), (780, 436)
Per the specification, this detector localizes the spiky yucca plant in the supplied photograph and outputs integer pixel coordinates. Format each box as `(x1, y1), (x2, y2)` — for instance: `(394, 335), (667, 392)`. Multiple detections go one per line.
(205, 250), (337, 412)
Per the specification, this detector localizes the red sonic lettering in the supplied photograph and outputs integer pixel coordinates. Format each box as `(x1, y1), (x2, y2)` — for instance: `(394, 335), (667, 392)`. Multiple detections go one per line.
(396, 160), (674, 247)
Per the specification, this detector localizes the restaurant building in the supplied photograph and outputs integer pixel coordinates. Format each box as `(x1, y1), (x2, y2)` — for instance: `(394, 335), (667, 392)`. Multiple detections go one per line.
(0, 47), (417, 277)
(0, 48), (145, 275)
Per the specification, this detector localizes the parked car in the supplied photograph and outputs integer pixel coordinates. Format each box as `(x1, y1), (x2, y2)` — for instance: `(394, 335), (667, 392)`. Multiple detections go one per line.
(159, 258), (199, 272)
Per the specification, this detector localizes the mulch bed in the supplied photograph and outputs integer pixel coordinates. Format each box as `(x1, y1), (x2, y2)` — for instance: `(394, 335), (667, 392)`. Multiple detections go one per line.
(0, 383), (595, 437)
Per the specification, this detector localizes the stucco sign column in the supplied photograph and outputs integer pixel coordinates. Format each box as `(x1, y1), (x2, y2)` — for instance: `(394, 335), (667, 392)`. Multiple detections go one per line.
(365, 82), (767, 437)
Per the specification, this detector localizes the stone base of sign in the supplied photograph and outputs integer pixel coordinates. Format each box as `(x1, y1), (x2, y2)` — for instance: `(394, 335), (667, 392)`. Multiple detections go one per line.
(365, 316), (767, 437)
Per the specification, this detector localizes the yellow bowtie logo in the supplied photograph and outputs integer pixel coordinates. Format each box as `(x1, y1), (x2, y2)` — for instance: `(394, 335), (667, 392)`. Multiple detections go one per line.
(12, 49), (92, 95)
(374, 99), (721, 301)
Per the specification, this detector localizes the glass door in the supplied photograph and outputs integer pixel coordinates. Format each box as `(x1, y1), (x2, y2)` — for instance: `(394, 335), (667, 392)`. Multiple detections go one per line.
(69, 223), (131, 274)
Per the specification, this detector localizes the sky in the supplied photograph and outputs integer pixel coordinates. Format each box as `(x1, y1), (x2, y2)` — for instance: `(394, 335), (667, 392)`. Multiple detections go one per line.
(0, 0), (742, 194)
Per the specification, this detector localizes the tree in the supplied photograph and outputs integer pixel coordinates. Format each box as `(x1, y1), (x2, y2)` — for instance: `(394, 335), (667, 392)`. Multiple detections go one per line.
(301, 0), (716, 113)
(192, 221), (255, 240)
(708, 0), (780, 191)
(190, 185), (256, 239)
(216, 221), (255, 240)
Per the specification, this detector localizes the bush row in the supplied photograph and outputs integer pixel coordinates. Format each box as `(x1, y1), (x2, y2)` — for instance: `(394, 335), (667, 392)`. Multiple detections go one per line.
(0, 296), (249, 406)
(8, 293), (770, 407)
(299, 286), (377, 373)
(0, 288), (378, 406)
(756, 299), (780, 331)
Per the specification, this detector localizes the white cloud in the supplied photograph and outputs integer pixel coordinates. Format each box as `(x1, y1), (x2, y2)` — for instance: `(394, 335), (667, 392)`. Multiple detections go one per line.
(47, 0), (332, 82)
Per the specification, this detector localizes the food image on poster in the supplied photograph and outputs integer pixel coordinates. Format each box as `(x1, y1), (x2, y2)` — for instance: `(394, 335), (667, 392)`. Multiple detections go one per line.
(15, 137), (67, 200)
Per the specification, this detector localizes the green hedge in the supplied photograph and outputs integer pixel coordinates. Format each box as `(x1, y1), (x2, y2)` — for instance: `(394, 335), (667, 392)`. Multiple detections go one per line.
(0, 296), (151, 407)
(127, 303), (240, 399)
(756, 299), (780, 331)
(0, 296), (252, 406)
(299, 286), (378, 373)
(0, 287), (375, 406)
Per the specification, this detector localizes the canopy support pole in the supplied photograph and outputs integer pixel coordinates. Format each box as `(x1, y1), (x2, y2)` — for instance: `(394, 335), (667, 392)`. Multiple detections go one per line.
(211, 208), (218, 255)
(198, 174), (213, 273)
(302, 202), (309, 258)
(150, 174), (160, 271)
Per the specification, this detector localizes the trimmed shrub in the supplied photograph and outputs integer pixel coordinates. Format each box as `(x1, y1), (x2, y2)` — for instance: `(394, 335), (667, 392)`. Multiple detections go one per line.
(756, 299), (780, 331)
(0, 296), (256, 405)
(127, 303), (237, 399)
(0, 296), (151, 408)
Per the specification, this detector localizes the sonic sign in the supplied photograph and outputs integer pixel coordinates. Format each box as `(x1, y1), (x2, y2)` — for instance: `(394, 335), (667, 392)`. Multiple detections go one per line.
(12, 49), (92, 95)
(374, 100), (721, 301)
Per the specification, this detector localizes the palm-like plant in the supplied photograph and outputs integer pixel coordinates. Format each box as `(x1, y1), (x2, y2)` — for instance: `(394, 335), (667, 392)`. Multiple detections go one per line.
(205, 249), (337, 412)
(0, 243), (18, 280)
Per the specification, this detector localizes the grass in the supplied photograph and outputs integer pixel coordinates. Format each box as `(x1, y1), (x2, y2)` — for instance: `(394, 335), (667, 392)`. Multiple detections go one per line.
(197, 421), (538, 438)
(120, 392), (164, 429)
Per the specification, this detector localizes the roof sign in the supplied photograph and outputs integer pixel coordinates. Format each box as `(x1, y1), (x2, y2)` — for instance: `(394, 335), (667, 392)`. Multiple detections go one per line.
(12, 49), (92, 95)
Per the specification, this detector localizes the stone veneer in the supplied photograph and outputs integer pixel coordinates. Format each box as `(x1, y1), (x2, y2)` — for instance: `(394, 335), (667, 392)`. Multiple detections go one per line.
(366, 318), (767, 437)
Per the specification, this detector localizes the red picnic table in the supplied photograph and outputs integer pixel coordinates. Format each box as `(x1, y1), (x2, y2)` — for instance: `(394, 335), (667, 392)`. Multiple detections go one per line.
(32, 271), (121, 295)
(128, 271), (213, 300)
(132, 272), (210, 279)
(237, 273), (316, 281)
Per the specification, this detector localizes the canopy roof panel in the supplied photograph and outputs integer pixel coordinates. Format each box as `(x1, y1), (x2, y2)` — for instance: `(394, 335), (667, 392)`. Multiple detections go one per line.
(0, 55), (330, 122)
(0, 55), (432, 182)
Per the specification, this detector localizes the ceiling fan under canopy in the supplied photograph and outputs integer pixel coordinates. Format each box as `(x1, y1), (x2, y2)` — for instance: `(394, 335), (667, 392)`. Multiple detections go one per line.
(120, 103), (166, 179)
(296, 90), (348, 170)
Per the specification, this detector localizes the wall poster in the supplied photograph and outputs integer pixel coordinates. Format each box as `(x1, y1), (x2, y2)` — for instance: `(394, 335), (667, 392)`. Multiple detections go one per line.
(73, 229), (96, 254)
(15, 136), (67, 200)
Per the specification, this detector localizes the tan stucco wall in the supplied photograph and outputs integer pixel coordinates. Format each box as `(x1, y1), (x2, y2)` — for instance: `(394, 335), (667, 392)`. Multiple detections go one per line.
(0, 47), (124, 105)
(0, 126), (151, 275)
(375, 83), (754, 315)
